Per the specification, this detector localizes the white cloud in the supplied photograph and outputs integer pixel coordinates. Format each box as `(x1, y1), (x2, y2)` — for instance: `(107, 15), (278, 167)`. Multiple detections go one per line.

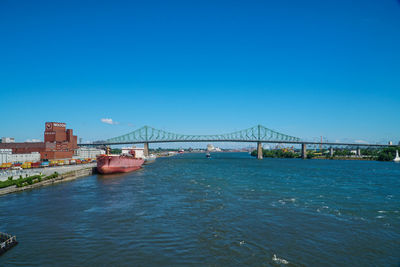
(101, 118), (119, 125)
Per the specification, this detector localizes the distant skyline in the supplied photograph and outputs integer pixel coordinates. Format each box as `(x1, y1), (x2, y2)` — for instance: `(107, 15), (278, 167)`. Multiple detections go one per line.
(1, 0), (399, 145)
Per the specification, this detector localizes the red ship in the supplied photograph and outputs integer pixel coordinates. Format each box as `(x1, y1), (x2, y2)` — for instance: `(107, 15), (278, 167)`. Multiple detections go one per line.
(96, 149), (144, 174)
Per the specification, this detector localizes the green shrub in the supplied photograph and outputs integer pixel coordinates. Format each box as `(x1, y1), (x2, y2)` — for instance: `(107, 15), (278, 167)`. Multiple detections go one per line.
(0, 180), (16, 189)
(377, 147), (399, 161)
(44, 173), (59, 180)
(378, 152), (393, 161)
(251, 149), (300, 158)
(0, 174), (45, 188)
(307, 152), (315, 159)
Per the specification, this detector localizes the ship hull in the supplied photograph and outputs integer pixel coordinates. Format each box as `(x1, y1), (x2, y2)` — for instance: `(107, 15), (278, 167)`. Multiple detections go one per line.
(96, 155), (144, 174)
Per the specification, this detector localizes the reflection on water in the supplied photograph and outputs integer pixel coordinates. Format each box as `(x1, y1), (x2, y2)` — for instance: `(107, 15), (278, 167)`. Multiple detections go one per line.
(0, 153), (399, 266)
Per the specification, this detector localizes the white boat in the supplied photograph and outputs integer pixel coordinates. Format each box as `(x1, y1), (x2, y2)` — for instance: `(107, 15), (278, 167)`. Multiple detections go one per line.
(394, 150), (400, 162)
(143, 154), (156, 164)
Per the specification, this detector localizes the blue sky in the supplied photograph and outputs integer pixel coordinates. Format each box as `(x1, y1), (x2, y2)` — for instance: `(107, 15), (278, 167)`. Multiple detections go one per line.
(1, 0), (399, 145)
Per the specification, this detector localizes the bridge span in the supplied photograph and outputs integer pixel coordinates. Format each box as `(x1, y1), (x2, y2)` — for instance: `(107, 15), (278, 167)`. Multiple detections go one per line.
(79, 125), (396, 160)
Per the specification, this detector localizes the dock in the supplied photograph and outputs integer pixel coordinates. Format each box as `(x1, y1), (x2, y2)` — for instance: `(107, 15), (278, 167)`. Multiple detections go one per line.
(0, 232), (18, 255)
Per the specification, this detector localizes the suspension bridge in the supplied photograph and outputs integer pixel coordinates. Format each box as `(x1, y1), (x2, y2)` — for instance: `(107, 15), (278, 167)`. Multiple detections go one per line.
(80, 125), (395, 159)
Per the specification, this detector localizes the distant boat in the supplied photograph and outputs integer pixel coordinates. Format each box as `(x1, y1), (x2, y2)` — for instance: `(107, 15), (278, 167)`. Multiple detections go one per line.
(206, 152), (211, 158)
(394, 150), (400, 162)
(178, 149), (184, 154)
(0, 232), (18, 255)
(143, 154), (156, 164)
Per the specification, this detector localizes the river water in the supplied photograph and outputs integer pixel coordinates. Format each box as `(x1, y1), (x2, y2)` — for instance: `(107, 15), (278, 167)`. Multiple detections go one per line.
(1, 153), (399, 266)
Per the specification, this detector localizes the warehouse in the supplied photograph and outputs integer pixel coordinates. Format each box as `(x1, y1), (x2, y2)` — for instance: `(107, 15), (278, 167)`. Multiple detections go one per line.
(0, 149), (41, 164)
(0, 122), (78, 160)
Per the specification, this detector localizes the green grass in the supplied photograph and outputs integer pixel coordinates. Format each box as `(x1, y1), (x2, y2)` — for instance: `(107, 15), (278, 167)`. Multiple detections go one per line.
(0, 172), (59, 189)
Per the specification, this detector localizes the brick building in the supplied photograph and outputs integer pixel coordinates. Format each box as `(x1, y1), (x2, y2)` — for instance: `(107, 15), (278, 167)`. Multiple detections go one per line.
(0, 122), (78, 160)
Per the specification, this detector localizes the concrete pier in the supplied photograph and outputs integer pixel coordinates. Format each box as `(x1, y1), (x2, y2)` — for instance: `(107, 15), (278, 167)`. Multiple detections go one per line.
(357, 148), (361, 157)
(330, 147), (334, 157)
(144, 142), (149, 157)
(301, 143), (307, 159)
(257, 142), (263, 160)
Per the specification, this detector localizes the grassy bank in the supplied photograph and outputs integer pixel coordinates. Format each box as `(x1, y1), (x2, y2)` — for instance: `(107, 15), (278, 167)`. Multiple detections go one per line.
(0, 166), (95, 196)
(0, 173), (59, 189)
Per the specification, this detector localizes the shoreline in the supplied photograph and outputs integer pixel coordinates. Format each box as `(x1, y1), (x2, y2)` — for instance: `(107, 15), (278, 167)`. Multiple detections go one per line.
(312, 156), (375, 161)
(0, 165), (96, 197)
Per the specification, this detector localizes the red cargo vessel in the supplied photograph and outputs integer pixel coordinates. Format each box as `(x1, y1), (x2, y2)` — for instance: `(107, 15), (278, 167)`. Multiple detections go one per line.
(96, 149), (144, 174)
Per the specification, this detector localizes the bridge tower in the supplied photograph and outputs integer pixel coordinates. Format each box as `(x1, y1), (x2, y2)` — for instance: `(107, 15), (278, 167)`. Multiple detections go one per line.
(257, 142), (263, 160)
(144, 142), (149, 157)
(256, 125), (263, 159)
(301, 143), (307, 159)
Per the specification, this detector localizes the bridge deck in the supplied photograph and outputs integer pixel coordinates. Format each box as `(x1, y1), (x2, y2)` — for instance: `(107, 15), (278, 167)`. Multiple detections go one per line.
(81, 125), (396, 148)
(79, 139), (395, 147)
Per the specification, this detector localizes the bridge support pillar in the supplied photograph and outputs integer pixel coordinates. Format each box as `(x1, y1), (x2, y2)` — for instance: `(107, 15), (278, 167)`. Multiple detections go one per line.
(144, 142), (149, 157)
(257, 142), (263, 160)
(330, 147), (334, 157)
(357, 148), (361, 157)
(301, 143), (307, 159)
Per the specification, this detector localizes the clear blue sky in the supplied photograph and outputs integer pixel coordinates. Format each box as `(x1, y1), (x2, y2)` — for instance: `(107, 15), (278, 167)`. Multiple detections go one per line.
(1, 0), (399, 144)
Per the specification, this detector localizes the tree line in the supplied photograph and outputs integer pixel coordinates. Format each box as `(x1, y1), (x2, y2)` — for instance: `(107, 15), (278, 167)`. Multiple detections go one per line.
(251, 147), (400, 161)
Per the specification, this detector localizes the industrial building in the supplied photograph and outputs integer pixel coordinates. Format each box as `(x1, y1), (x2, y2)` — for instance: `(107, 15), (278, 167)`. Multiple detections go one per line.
(207, 144), (222, 152)
(74, 147), (105, 159)
(0, 122), (78, 160)
(0, 149), (41, 164)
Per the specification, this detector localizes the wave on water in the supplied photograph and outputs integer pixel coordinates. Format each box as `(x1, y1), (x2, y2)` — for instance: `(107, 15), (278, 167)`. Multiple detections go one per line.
(277, 198), (296, 205)
(272, 254), (289, 265)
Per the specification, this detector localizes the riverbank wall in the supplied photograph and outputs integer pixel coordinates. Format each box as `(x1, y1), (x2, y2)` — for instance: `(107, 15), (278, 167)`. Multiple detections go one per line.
(0, 166), (96, 197)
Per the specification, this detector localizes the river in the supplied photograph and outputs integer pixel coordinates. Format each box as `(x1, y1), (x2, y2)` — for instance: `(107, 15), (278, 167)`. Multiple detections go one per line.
(1, 153), (399, 266)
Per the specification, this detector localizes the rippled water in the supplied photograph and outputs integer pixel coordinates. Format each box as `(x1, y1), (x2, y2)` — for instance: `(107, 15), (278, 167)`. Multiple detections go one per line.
(1, 153), (399, 266)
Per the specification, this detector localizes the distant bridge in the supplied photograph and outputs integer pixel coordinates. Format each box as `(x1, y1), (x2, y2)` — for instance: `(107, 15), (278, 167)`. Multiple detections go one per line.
(79, 125), (396, 159)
